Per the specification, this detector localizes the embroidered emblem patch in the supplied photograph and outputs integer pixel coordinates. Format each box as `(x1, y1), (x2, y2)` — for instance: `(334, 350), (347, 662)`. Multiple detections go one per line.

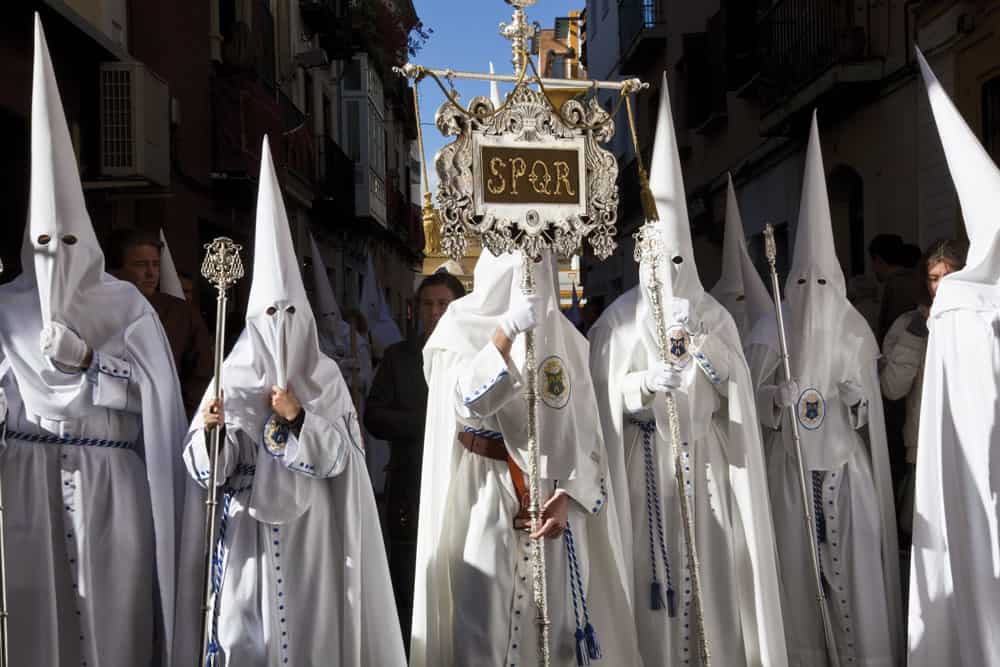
(539, 356), (571, 409)
(665, 325), (691, 367)
(796, 388), (826, 431)
(264, 415), (290, 455)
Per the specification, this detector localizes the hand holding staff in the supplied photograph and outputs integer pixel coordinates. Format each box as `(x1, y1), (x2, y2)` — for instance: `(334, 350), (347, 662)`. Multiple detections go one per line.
(198, 237), (244, 667)
(763, 224), (841, 667)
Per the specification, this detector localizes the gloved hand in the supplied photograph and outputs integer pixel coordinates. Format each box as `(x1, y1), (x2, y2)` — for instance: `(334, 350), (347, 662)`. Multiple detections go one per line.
(838, 380), (865, 408)
(39, 322), (90, 370)
(642, 362), (682, 394)
(499, 292), (543, 339)
(0, 387), (7, 425)
(774, 379), (800, 409)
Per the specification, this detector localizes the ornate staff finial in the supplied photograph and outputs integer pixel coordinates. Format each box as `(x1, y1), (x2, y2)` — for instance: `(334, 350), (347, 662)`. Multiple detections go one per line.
(201, 237), (245, 292)
(500, 0), (539, 73)
(763, 223), (777, 268)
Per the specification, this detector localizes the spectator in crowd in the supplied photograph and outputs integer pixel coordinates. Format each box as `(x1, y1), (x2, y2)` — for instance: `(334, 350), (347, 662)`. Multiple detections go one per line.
(364, 270), (465, 649)
(107, 229), (214, 418)
(870, 233), (924, 344)
(879, 238), (968, 543)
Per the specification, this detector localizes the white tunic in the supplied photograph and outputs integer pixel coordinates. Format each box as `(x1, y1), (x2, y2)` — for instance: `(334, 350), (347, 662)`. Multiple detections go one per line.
(0, 311), (181, 667)
(184, 407), (405, 666)
(747, 342), (896, 666)
(590, 289), (787, 667)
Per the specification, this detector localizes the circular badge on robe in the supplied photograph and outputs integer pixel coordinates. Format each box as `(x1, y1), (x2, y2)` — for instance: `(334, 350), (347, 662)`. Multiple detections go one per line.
(796, 388), (826, 431)
(538, 355), (571, 409)
(264, 414), (290, 456)
(665, 325), (691, 367)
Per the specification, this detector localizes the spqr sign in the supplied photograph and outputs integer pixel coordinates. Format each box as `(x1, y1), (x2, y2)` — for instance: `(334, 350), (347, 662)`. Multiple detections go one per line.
(480, 145), (582, 205)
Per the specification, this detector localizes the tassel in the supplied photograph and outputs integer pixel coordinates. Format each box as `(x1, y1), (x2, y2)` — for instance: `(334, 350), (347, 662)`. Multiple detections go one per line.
(650, 580), (664, 610)
(585, 623), (602, 661)
(666, 586), (677, 618)
(638, 165), (660, 223)
(575, 627), (590, 666)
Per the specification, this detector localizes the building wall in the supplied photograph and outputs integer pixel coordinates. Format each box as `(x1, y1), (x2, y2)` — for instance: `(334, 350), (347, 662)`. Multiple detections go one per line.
(581, 0), (999, 306)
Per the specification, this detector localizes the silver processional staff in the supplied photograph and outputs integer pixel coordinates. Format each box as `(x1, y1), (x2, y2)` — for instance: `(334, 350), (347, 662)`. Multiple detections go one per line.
(197, 237), (244, 667)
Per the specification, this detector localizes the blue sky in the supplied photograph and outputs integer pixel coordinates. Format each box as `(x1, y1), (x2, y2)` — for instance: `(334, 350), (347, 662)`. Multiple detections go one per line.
(409, 0), (585, 190)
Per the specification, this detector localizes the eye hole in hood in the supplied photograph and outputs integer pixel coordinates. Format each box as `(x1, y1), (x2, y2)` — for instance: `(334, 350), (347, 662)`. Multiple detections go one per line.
(37, 234), (51, 246)
(62, 234), (77, 245)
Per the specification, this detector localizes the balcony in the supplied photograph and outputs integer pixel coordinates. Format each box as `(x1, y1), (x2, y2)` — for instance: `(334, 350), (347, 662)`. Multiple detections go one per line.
(757, 0), (885, 134)
(619, 0), (667, 75)
(299, 0), (358, 59)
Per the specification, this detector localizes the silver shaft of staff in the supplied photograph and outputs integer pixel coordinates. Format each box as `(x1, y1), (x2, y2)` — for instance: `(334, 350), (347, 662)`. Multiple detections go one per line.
(0, 256), (8, 667)
(521, 253), (551, 667)
(639, 224), (710, 665)
(197, 238), (243, 667)
(763, 224), (841, 667)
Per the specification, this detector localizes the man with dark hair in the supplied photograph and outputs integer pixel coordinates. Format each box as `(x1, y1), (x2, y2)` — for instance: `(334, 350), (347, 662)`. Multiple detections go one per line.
(364, 270), (465, 648)
(869, 233), (924, 344)
(107, 228), (213, 418)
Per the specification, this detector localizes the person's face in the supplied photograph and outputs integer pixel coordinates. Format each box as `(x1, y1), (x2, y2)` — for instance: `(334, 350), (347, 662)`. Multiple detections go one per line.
(418, 284), (457, 337)
(120, 244), (161, 298)
(181, 277), (194, 302)
(927, 260), (957, 300)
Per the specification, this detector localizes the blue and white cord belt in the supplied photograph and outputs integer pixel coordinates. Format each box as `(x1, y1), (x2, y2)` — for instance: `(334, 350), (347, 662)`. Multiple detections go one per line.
(5, 429), (136, 451)
(207, 464), (256, 666)
(632, 419), (676, 616)
(564, 522), (601, 666)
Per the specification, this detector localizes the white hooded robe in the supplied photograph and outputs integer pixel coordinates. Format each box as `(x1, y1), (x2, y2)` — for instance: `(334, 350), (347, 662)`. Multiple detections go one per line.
(906, 49), (1000, 667)
(0, 16), (191, 666)
(411, 248), (642, 667)
(589, 76), (787, 667)
(745, 113), (902, 667)
(183, 137), (405, 666)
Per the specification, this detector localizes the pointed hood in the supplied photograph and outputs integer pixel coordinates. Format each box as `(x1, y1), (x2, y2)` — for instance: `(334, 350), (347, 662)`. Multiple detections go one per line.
(490, 61), (502, 108)
(307, 233), (351, 357)
(711, 174), (773, 337)
(248, 137), (310, 322)
(917, 47), (1000, 285)
(192, 136), (354, 524)
(648, 73), (703, 300)
(26, 14), (104, 327)
(158, 229), (186, 300)
(361, 253), (402, 357)
(787, 112), (844, 295)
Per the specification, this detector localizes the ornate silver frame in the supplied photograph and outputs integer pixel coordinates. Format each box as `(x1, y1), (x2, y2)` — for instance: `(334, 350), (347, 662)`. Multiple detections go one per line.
(433, 84), (619, 262)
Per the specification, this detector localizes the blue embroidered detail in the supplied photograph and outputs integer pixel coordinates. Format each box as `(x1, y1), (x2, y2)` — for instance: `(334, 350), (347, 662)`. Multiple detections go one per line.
(7, 430), (135, 450)
(272, 526), (290, 665)
(463, 369), (509, 405)
(693, 352), (722, 385)
(633, 419), (676, 615)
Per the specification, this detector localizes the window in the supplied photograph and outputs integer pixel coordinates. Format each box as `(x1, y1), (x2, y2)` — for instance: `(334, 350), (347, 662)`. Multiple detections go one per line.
(343, 59), (362, 90)
(984, 76), (1000, 162)
(549, 53), (567, 78)
(369, 101), (385, 178)
(555, 17), (571, 40)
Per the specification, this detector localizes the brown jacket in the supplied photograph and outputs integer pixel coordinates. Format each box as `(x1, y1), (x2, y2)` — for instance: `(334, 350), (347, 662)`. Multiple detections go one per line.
(149, 291), (214, 419)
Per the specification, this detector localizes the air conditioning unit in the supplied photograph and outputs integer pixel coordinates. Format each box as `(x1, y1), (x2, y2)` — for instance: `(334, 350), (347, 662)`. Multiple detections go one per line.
(99, 62), (170, 186)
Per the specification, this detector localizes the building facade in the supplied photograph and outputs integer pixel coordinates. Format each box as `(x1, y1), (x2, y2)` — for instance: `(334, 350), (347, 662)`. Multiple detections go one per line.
(0, 0), (425, 345)
(582, 0), (1000, 309)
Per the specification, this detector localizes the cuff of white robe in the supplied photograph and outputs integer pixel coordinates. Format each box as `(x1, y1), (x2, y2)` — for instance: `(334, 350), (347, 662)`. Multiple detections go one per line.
(88, 352), (132, 411)
(622, 372), (654, 414)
